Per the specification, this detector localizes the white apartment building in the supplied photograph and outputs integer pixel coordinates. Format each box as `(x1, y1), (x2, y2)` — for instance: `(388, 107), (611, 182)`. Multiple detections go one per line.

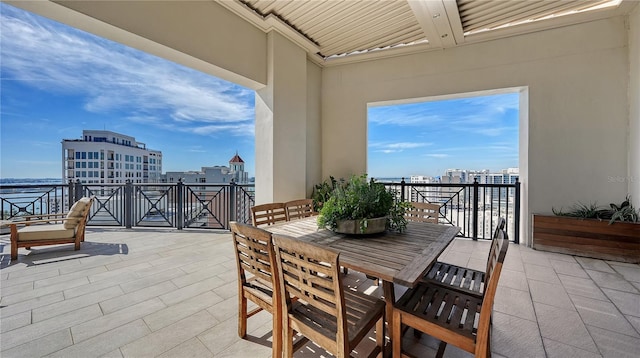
(62, 130), (162, 184)
(441, 168), (519, 185)
(163, 153), (249, 184)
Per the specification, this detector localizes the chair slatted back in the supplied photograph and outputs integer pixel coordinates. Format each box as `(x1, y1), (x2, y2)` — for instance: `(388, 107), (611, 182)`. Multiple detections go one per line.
(406, 202), (440, 224)
(476, 228), (509, 354)
(284, 199), (316, 221)
(251, 203), (287, 227)
(272, 234), (347, 347)
(230, 222), (277, 288)
(485, 217), (507, 283)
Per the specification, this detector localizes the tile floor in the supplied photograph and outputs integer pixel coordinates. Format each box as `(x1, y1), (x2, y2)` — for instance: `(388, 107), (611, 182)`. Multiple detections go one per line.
(1, 228), (639, 357)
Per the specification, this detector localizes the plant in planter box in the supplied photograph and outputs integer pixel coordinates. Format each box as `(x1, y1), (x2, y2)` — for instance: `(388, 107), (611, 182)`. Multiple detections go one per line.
(534, 196), (640, 263)
(317, 174), (411, 234)
(552, 196), (639, 224)
(607, 197), (639, 223)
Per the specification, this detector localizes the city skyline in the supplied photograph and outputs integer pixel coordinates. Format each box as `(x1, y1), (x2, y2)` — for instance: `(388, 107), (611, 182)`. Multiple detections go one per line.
(0, 3), (255, 179)
(1, 3), (518, 180)
(368, 92), (519, 178)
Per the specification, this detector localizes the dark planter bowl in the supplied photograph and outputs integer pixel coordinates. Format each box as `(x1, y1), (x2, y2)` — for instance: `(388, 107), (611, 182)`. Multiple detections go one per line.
(334, 217), (388, 235)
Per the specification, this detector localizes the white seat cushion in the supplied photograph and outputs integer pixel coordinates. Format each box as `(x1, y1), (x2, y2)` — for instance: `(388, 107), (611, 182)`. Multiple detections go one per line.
(18, 224), (75, 242)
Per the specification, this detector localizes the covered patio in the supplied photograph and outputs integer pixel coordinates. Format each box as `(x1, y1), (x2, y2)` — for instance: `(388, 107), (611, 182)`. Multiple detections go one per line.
(6, 0), (638, 246)
(1, 228), (639, 357)
(1, 0), (640, 357)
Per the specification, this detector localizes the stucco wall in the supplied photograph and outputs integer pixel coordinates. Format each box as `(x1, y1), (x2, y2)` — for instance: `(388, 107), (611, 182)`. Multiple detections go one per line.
(322, 17), (630, 244)
(629, 4), (640, 207)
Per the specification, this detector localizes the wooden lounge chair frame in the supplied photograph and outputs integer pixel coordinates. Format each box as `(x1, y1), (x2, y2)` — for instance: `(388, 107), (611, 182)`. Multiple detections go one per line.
(9, 196), (94, 260)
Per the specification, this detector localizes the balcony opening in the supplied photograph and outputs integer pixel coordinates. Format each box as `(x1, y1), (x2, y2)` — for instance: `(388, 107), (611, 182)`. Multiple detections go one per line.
(0, 3), (256, 184)
(367, 88), (528, 242)
(368, 90), (521, 179)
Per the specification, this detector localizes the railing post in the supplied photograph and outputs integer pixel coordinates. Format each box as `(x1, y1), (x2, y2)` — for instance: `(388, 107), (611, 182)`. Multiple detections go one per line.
(472, 178), (479, 240)
(514, 178), (521, 244)
(176, 179), (184, 230)
(124, 180), (133, 229)
(68, 180), (75, 209)
(74, 179), (83, 202)
(400, 177), (406, 202)
(229, 180), (237, 228)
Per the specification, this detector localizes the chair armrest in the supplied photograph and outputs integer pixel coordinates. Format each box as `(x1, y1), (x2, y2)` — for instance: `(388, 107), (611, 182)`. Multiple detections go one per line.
(7, 217), (76, 226)
(20, 213), (67, 220)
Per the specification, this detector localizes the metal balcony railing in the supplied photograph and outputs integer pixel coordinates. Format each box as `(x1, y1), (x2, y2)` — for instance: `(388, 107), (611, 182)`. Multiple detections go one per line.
(1, 180), (256, 230)
(383, 178), (520, 243)
(1, 179), (520, 243)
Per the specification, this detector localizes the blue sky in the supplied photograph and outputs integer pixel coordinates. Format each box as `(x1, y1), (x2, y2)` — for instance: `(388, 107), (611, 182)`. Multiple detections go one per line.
(368, 93), (519, 178)
(1, 3), (519, 180)
(0, 3), (255, 178)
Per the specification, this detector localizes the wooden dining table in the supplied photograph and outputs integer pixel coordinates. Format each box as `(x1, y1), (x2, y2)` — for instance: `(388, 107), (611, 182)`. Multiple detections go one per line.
(265, 216), (461, 334)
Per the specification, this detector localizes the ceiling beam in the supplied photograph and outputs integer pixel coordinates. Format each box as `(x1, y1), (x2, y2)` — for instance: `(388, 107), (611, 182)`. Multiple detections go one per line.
(443, 0), (465, 45)
(407, 0), (459, 48)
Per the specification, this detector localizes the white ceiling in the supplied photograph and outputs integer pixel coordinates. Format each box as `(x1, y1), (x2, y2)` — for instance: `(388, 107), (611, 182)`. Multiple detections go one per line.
(219, 0), (636, 65)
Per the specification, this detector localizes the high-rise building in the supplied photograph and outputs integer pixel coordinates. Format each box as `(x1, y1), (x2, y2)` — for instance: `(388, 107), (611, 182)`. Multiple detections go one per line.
(163, 152), (249, 184)
(62, 130), (162, 184)
(409, 175), (437, 183)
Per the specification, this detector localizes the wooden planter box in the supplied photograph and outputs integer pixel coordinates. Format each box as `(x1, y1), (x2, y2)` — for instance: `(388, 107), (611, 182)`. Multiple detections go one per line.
(532, 215), (640, 263)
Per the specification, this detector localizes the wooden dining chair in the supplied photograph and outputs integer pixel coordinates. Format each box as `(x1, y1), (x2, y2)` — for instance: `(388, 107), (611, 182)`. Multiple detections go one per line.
(229, 221), (284, 357)
(251, 202), (287, 227)
(272, 233), (386, 358)
(392, 227), (510, 358)
(284, 199), (317, 221)
(405, 202), (440, 224)
(421, 217), (506, 297)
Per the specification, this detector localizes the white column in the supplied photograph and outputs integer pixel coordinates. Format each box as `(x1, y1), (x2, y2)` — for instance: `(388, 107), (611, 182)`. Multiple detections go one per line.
(629, 5), (640, 207)
(255, 32), (308, 203)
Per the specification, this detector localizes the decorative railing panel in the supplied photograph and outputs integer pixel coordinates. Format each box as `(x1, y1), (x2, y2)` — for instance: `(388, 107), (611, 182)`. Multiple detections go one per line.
(1, 181), (255, 231)
(1, 183), (74, 219)
(383, 179), (520, 243)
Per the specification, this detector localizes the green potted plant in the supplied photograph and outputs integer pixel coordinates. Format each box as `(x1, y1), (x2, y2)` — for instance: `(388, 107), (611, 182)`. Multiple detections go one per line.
(533, 196), (640, 263)
(311, 176), (339, 212)
(316, 174), (411, 234)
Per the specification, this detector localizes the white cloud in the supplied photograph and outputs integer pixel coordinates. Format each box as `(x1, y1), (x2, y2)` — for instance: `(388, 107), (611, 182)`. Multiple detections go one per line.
(425, 153), (450, 158)
(386, 142), (429, 149)
(370, 93), (519, 133)
(474, 126), (516, 137)
(0, 4), (254, 137)
(369, 141), (430, 154)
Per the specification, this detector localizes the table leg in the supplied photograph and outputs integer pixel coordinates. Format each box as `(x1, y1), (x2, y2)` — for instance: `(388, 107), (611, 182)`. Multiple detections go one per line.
(382, 281), (395, 325)
(382, 281), (396, 358)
